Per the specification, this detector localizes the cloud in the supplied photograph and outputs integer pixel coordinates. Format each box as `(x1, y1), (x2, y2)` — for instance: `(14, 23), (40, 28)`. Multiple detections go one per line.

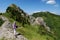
(46, 0), (56, 4)
(41, 0), (56, 5)
(41, 0), (59, 7)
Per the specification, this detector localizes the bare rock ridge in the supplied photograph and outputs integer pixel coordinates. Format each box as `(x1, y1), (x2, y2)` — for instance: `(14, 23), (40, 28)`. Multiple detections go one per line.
(0, 15), (27, 40)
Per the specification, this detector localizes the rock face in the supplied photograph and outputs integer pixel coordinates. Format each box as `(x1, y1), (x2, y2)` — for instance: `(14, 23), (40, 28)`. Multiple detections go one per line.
(30, 17), (45, 25)
(30, 17), (51, 32)
(33, 17), (45, 25)
(29, 16), (35, 24)
(0, 16), (27, 40)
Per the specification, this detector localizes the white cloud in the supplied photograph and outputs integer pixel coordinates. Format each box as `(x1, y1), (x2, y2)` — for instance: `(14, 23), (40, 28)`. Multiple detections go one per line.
(46, 0), (56, 4)
(41, 0), (59, 7)
(41, 0), (56, 5)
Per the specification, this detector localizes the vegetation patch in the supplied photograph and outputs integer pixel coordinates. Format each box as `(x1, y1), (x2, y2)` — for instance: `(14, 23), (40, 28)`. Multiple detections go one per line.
(0, 18), (4, 26)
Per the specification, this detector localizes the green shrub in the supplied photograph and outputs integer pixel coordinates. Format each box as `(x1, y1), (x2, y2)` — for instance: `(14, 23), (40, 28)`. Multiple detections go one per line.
(0, 18), (4, 26)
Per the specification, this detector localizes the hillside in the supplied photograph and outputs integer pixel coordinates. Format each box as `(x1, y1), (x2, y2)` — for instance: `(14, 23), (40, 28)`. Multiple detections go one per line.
(0, 15), (27, 40)
(4, 4), (30, 26)
(0, 4), (60, 40)
(32, 12), (60, 40)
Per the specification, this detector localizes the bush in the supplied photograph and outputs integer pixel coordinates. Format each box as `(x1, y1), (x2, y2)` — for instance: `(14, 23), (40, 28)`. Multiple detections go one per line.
(0, 18), (4, 26)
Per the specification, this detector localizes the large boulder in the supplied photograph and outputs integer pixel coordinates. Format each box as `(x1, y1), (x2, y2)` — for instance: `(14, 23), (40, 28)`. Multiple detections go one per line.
(30, 17), (51, 32)
(34, 17), (45, 25)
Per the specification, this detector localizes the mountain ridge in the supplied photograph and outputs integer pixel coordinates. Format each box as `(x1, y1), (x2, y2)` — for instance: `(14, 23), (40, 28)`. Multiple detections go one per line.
(0, 4), (60, 40)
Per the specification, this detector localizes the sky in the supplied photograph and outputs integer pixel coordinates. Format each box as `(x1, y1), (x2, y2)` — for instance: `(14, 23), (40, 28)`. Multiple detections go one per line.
(0, 0), (60, 15)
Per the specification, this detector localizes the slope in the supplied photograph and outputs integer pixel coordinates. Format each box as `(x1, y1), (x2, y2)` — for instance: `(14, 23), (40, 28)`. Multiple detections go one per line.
(32, 11), (60, 40)
(0, 15), (27, 40)
(2, 4), (56, 40)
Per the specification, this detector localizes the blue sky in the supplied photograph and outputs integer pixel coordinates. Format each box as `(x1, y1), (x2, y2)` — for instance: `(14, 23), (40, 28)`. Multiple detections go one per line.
(0, 0), (60, 15)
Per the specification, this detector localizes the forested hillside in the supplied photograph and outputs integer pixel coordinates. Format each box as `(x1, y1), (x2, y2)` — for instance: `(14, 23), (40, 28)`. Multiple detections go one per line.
(32, 12), (60, 40)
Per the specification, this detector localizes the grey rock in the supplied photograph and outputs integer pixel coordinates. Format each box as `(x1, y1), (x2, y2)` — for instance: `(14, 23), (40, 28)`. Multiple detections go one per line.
(0, 16), (28, 40)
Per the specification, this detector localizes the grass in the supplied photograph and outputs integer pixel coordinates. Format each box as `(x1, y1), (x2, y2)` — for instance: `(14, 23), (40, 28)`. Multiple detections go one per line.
(32, 12), (60, 40)
(3, 13), (55, 40)
(17, 24), (54, 40)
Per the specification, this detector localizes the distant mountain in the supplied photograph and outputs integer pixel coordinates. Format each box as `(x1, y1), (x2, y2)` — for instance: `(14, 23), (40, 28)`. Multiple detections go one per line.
(32, 11), (60, 40)
(32, 11), (60, 18)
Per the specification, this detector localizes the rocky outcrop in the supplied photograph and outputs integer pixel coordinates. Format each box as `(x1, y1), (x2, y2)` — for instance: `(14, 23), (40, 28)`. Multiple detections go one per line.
(33, 17), (45, 25)
(6, 4), (30, 24)
(29, 16), (35, 24)
(0, 16), (27, 40)
(30, 17), (51, 32)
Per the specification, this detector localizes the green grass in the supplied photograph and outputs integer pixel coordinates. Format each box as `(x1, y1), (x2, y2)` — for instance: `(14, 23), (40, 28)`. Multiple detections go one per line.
(32, 12), (60, 40)
(17, 24), (54, 40)
(0, 18), (4, 26)
(3, 13), (55, 40)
